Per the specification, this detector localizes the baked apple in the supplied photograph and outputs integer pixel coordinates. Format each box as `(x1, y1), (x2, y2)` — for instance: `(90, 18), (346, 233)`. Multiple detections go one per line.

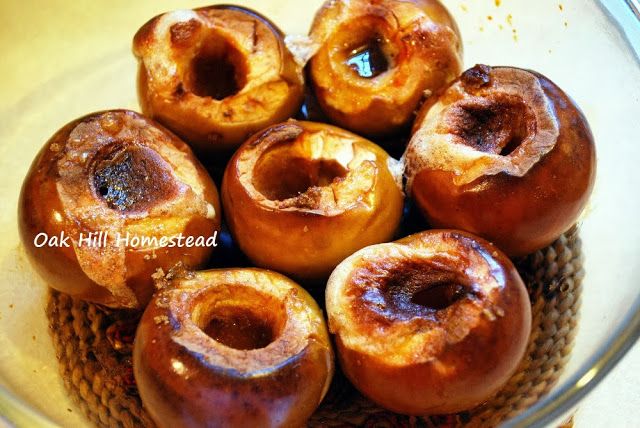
(325, 229), (531, 415)
(19, 110), (221, 309)
(134, 268), (334, 428)
(308, 0), (462, 137)
(222, 120), (404, 281)
(404, 65), (596, 256)
(133, 5), (304, 153)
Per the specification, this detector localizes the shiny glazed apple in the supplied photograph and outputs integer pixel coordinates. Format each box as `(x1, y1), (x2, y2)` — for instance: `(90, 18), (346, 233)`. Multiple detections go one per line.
(133, 5), (304, 153)
(222, 120), (404, 281)
(308, 0), (462, 137)
(326, 229), (531, 414)
(404, 65), (596, 256)
(19, 110), (221, 308)
(134, 268), (334, 428)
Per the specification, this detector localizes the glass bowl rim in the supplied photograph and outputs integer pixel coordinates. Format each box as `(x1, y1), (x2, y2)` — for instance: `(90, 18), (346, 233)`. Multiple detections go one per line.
(507, 4), (640, 426)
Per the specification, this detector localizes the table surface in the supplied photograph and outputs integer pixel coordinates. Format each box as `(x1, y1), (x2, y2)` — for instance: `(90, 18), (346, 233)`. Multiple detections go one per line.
(1, 1), (639, 427)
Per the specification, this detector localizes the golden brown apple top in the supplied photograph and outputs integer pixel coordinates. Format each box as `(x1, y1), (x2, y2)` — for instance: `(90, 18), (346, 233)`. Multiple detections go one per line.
(143, 268), (333, 376)
(132, 5), (302, 121)
(309, 0), (462, 95)
(228, 120), (402, 216)
(405, 65), (567, 189)
(326, 230), (527, 367)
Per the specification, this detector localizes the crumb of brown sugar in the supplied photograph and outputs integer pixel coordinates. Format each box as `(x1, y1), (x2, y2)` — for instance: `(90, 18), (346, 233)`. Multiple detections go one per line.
(8, 304), (13, 309)
(154, 315), (170, 325)
(151, 267), (167, 290)
(487, 15), (493, 21)
(495, 0), (501, 6)
(559, 4), (564, 11)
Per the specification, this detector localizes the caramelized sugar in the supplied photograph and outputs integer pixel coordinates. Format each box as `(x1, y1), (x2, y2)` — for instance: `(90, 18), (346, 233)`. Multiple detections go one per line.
(92, 145), (175, 212)
(351, 259), (474, 322)
(447, 94), (534, 156)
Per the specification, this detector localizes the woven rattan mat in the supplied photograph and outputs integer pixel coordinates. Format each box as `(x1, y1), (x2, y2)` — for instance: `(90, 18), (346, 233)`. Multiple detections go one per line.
(46, 227), (583, 428)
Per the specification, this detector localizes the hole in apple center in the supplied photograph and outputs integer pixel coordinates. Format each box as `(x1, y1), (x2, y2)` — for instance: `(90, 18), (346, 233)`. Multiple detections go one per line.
(447, 94), (535, 156)
(185, 34), (246, 100)
(411, 282), (468, 310)
(346, 36), (390, 79)
(194, 286), (287, 351)
(204, 307), (276, 350)
(253, 143), (348, 201)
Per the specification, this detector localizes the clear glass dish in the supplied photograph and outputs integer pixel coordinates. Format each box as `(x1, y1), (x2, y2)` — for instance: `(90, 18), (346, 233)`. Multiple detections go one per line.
(0, 0), (638, 426)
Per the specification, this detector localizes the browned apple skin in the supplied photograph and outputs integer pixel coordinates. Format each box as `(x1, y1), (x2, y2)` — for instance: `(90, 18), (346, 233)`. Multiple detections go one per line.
(133, 268), (334, 428)
(221, 121), (404, 281)
(18, 110), (221, 308)
(326, 230), (531, 414)
(133, 5), (304, 154)
(308, 0), (462, 137)
(410, 69), (596, 257)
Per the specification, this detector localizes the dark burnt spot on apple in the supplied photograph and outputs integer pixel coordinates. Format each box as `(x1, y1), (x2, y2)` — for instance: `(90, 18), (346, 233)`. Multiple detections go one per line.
(92, 145), (177, 212)
(446, 93), (535, 156)
(173, 83), (186, 97)
(460, 64), (492, 90)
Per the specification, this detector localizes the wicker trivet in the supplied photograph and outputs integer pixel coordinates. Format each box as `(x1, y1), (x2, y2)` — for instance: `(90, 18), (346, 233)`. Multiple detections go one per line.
(46, 227), (583, 428)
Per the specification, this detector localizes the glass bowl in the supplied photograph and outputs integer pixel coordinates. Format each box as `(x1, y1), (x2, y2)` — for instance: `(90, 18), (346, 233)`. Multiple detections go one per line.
(0, 0), (638, 426)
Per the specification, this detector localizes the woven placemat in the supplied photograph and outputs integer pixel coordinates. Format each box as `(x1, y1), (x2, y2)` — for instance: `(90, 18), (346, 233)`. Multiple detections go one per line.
(46, 227), (583, 428)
